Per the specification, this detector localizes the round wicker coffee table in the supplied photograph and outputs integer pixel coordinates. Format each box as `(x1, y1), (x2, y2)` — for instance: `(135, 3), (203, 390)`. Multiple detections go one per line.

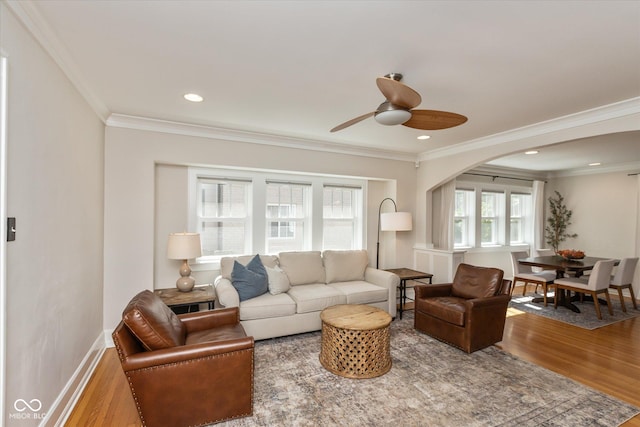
(319, 304), (392, 379)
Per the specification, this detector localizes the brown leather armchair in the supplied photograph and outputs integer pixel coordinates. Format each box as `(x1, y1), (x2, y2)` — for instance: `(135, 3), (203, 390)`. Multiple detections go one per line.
(414, 263), (512, 353)
(112, 290), (254, 427)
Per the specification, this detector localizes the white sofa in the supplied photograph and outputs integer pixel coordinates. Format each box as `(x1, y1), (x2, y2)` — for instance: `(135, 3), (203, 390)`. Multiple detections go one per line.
(214, 250), (399, 340)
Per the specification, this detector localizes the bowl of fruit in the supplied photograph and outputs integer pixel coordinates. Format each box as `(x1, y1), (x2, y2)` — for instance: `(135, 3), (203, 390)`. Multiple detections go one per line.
(557, 249), (585, 260)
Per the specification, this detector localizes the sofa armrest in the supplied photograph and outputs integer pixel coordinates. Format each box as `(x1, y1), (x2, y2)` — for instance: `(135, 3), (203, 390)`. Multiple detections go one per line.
(178, 307), (240, 333)
(465, 294), (512, 327)
(119, 336), (254, 372)
(364, 267), (400, 317)
(214, 276), (240, 308)
(415, 283), (453, 299)
(465, 293), (512, 310)
(364, 267), (399, 289)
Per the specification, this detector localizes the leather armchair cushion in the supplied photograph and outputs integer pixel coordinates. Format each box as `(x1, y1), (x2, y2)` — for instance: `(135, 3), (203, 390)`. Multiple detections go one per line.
(122, 290), (186, 351)
(417, 296), (467, 326)
(451, 263), (504, 299)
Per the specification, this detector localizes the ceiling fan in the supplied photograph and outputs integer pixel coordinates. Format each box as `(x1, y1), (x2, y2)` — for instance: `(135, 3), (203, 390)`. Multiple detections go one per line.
(330, 73), (468, 133)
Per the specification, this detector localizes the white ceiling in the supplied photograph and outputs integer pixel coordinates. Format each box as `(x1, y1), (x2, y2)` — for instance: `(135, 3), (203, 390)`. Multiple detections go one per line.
(15, 0), (640, 173)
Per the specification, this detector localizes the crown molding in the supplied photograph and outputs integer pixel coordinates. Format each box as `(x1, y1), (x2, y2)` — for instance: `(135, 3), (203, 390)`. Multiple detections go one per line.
(4, 0), (110, 122)
(547, 161), (640, 178)
(417, 97), (640, 163)
(106, 114), (418, 163)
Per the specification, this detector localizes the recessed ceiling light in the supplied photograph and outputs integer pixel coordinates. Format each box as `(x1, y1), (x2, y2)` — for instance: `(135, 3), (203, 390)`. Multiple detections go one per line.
(589, 162), (601, 166)
(417, 135), (430, 140)
(525, 150), (539, 155)
(184, 93), (204, 102)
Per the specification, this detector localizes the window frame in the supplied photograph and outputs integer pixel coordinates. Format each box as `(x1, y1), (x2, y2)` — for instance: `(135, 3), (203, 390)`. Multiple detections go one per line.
(454, 181), (532, 251)
(188, 167), (367, 267)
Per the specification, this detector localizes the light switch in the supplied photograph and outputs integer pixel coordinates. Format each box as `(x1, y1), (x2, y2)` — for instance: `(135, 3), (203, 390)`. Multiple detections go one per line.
(7, 217), (15, 241)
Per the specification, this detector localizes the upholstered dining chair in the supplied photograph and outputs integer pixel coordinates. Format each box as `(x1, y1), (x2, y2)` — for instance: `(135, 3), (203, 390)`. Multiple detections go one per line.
(535, 248), (555, 257)
(510, 251), (556, 305)
(609, 257), (638, 312)
(553, 259), (616, 320)
(112, 290), (254, 427)
(414, 263), (512, 353)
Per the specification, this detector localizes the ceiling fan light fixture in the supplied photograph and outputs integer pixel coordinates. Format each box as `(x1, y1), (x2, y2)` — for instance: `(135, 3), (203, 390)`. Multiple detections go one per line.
(374, 109), (411, 126)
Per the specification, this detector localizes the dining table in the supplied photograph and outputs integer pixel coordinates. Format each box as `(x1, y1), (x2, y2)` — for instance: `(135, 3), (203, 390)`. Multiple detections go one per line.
(517, 255), (619, 313)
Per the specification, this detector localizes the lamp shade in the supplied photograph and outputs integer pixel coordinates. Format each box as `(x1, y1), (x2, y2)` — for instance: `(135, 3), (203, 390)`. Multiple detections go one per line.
(380, 212), (412, 231)
(167, 232), (202, 260)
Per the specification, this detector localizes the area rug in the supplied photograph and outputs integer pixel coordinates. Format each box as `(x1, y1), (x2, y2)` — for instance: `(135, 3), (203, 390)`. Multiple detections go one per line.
(215, 313), (638, 427)
(510, 293), (640, 330)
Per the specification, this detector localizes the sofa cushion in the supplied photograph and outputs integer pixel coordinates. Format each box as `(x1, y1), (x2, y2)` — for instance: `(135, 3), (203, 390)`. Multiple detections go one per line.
(122, 290), (186, 351)
(266, 265), (291, 295)
(239, 292), (297, 320)
(220, 254), (279, 280)
(287, 284), (346, 313)
(231, 255), (268, 302)
(278, 251), (326, 286)
(328, 281), (388, 305)
(451, 263), (504, 299)
(323, 250), (368, 284)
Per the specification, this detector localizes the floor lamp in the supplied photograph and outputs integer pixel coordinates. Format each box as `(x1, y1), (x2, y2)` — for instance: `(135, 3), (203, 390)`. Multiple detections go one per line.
(376, 198), (412, 269)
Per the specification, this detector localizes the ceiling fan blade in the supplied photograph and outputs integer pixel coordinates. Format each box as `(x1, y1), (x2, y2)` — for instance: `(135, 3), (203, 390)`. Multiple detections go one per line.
(330, 112), (375, 132)
(402, 109), (468, 130)
(376, 77), (422, 109)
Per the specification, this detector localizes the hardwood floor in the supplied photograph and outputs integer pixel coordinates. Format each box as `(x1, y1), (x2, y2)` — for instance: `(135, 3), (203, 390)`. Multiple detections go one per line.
(66, 303), (640, 426)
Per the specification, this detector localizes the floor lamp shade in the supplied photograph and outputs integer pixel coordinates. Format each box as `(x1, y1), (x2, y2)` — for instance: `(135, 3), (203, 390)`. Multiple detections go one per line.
(376, 198), (413, 269)
(167, 232), (202, 292)
(380, 212), (412, 232)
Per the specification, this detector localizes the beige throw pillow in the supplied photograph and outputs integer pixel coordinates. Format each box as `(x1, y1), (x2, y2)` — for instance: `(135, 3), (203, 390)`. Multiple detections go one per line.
(266, 265), (291, 295)
(323, 250), (368, 284)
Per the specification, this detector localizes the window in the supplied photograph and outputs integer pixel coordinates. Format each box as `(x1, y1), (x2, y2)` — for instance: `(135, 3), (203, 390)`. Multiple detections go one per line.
(323, 185), (362, 250)
(189, 168), (366, 263)
(510, 193), (532, 244)
(481, 191), (504, 246)
(454, 189), (475, 247)
(265, 182), (309, 253)
(195, 178), (251, 259)
(454, 183), (532, 249)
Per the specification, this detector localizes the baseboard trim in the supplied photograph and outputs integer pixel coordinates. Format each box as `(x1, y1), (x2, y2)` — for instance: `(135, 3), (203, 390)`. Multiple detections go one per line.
(40, 332), (107, 427)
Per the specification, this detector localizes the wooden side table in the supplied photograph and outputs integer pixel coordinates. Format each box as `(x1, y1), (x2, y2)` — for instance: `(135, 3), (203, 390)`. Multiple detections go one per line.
(154, 284), (216, 314)
(319, 304), (392, 379)
(385, 268), (433, 319)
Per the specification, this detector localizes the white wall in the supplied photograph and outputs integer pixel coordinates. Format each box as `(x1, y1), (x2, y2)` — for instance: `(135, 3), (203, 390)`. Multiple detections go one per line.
(104, 126), (417, 329)
(547, 172), (640, 294)
(1, 5), (104, 425)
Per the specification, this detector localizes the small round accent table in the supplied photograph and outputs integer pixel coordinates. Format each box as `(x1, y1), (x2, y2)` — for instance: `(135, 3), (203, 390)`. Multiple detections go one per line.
(319, 304), (392, 379)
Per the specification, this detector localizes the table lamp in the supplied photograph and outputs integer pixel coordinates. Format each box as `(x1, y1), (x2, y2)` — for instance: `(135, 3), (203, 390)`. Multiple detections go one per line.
(167, 232), (202, 292)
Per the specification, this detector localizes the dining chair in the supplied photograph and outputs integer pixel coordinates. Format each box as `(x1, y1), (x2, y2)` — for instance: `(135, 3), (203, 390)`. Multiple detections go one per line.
(531, 248), (556, 273)
(510, 251), (556, 305)
(553, 259), (616, 319)
(609, 257), (638, 312)
(535, 248), (555, 257)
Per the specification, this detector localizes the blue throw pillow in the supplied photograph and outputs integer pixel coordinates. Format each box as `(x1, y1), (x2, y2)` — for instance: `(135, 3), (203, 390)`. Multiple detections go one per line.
(231, 255), (268, 302)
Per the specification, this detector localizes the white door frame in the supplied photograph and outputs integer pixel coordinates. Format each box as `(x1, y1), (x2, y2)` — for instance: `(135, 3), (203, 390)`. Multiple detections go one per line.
(0, 54), (8, 423)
